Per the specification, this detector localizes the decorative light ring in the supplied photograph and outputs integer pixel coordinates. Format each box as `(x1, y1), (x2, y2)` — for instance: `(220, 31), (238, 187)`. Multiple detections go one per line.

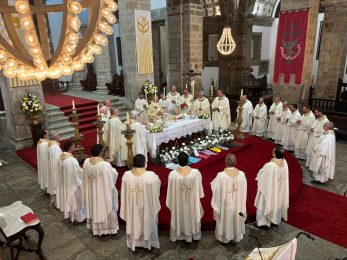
(216, 26), (236, 55)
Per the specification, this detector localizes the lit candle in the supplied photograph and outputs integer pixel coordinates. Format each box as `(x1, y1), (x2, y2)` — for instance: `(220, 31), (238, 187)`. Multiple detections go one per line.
(185, 83), (187, 90)
(72, 100), (75, 109)
(145, 91), (148, 103)
(210, 85), (213, 95)
(97, 105), (100, 115)
(126, 112), (130, 124)
(163, 87), (166, 98)
(191, 80), (195, 97)
(240, 89), (243, 97)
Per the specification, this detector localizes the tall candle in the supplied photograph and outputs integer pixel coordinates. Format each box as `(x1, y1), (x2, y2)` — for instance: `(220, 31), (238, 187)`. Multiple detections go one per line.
(210, 85), (213, 95)
(163, 87), (166, 98)
(97, 105), (100, 115)
(72, 100), (75, 109)
(145, 91), (148, 103)
(240, 89), (243, 97)
(155, 90), (157, 102)
(126, 112), (130, 124)
(185, 83), (187, 90)
(191, 80), (195, 97)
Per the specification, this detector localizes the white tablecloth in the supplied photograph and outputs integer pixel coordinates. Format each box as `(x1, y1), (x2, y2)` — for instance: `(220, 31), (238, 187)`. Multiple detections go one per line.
(146, 118), (212, 158)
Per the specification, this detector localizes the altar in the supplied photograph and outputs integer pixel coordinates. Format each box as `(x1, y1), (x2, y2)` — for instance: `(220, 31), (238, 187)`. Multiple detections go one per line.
(146, 118), (212, 158)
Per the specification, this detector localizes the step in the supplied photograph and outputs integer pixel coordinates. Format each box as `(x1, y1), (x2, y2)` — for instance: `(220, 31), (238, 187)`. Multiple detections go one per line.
(49, 121), (74, 130)
(46, 110), (66, 117)
(47, 114), (69, 123)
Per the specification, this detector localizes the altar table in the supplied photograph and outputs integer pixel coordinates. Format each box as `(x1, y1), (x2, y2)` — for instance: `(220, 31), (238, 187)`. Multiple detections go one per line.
(146, 118), (212, 158)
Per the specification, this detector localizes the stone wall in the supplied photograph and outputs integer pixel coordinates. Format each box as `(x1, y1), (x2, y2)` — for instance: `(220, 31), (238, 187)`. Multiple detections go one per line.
(94, 45), (112, 94)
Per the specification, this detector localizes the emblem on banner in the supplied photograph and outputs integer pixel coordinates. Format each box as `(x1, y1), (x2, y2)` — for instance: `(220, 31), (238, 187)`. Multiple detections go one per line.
(280, 22), (302, 63)
(137, 16), (149, 34)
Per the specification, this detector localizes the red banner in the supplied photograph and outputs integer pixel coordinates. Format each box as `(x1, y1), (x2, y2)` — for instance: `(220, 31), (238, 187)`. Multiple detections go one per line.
(273, 10), (309, 84)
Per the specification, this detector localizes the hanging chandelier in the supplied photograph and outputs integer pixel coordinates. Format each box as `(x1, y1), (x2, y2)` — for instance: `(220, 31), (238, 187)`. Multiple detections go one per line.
(216, 0), (236, 55)
(0, 0), (118, 81)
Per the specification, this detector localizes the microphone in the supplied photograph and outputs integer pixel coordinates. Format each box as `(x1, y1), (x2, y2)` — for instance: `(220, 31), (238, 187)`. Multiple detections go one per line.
(295, 231), (315, 241)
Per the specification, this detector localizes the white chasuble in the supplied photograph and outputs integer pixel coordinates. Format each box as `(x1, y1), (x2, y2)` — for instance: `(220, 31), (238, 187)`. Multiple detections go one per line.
(57, 152), (86, 222)
(294, 111), (316, 160)
(309, 130), (336, 183)
(212, 96), (231, 131)
(179, 94), (193, 114)
(166, 168), (204, 242)
(82, 157), (119, 236)
(236, 99), (254, 133)
(108, 116), (124, 166)
(282, 110), (301, 151)
(37, 138), (49, 190)
(135, 10), (153, 75)
(274, 108), (291, 144)
(166, 92), (181, 114)
(254, 159), (289, 227)
(147, 102), (161, 121)
(305, 115), (329, 167)
(252, 104), (268, 137)
(120, 170), (161, 251)
(211, 168), (247, 243)
(194, 98), (210, 116)
(158, 98), (172, 114)
(47, 141), (62, 204)
(267, 102), (283, 139)
(135, 98), (149, 124)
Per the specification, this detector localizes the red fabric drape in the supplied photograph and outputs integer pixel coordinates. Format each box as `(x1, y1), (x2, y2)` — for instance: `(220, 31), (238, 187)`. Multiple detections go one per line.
(273, 10), (309, 84)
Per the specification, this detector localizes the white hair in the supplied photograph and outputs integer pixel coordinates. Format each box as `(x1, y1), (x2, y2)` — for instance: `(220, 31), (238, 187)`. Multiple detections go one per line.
(130, 110), (138, 119)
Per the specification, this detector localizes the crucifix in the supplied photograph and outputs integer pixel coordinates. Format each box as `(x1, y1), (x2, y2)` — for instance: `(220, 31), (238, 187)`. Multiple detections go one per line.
(130, 183), (143, 205)
(183, 69), (201, 98)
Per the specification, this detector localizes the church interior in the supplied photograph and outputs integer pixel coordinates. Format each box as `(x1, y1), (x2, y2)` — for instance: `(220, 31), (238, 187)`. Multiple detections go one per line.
(0, 0), (347, 259)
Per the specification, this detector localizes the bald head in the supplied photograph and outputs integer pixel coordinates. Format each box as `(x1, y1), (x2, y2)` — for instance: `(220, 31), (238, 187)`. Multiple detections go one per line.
(323, 121), (334, 131)
(225, 153), (237, 168)
(198, 91), (205, 99)
(130, 110), (138, 119)
(104, 100), (112, 107)
(100, 105), (108, 115)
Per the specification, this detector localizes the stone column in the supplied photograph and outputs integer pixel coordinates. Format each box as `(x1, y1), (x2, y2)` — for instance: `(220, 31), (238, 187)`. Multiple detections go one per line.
(94, 45), (112, 95)
(272, 0), (320, 105)
(167, 0), (203, 95)
(71, 67), (85, 91)
(315, 0), (347, 100)
(119, 0), (154, 103)
(0, 75), (46, 150)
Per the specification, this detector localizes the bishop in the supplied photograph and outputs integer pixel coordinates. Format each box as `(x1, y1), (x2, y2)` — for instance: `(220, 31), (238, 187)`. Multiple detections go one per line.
(212, 89), (231, 131)
(267, 97), (283, 139)
(252, 98), (268, 137)
(193, 91), (210, 116)
(134, 92), (149, 124)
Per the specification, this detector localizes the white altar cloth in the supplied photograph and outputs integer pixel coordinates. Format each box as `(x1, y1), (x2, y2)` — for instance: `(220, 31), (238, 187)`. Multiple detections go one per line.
(146, 118), (212, 158)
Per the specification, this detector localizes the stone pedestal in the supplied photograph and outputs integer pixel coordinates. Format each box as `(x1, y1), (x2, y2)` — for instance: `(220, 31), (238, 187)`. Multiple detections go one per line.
(315, 1), (347, 100)
(273, 0), (320, 104)
(71, 68), (85, 91)
(94, 46), (112, 95)
(119, 0), (154, 102)
(0, 75), (46, 150)
(167, 0), (203, 95)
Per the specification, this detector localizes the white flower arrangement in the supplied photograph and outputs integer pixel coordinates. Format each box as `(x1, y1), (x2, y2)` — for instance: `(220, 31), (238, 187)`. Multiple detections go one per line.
(143, 80), (158, 95)
(149, 124), (163, 133)
(198, 112), (210, 119)
(20, 93), (43, 115)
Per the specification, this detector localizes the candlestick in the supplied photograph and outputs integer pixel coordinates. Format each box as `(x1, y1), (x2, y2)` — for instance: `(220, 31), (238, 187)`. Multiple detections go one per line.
(97, 105), (100, 115)
(72, 100), (75, 109)
(240, 89), (243, 97)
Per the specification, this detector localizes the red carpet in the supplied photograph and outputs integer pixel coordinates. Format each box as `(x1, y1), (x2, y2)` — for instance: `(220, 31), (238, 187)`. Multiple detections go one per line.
(45, 94), (99, 134)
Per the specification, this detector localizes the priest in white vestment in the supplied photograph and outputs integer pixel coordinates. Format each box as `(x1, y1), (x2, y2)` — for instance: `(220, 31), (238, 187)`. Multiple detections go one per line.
(305, 108), (329, 167)
(97, 106), (110, 146)
(267, 97), (283, 139)
(252, 98), (267, 137)
(103, 100), (112, 119)
(147, 96), (162, 122)
(179, 88), (194, 114)
(309, 122), (336, 184)
(120, 154), (161, 251)
(166, 86), (181, 115)
(82, 144), (119, 236)
(57, 141), (86, 222)
(108, 108), (124, 166)
(122, 111), (148, 163)
(193, 91), (210, 117)
(236, 95), (254, 133)
(158, 92), (172, 114)
(166, 152), (204, 242)
(211, 154), (247, 243)
(274, 102), (291, 144)
(254, 146), (289, 228)
(47, 131), (62, 206)
(294, 105), (316, 160)
(37, 129), (49, 191)
(134, 92), (149, 124)
(212, 89), (231, 131)
(282, 104), (301, 151)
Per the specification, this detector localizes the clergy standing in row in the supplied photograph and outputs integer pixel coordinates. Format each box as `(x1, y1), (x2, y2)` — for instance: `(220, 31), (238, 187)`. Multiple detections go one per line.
(211, 154), (247, 243)
(166, 152), (204, 242)
(120, 154), (161, 251)
(267, 96), (283, 139)
(82, 144), (119, 236)
(37, 129), (49, 191)
(134, 92), (149, 124)
(252, 98), (268, 137)
(194, 91), (210, 116)
(212, 89), (231, 132)
(57, 141), (85, 223)
(159, 93), (172, 114)
(309, 122), (336, 184)
(274, 102), (290, 144)
(282, 104), (301, 151)
(179, 88), (194, 114)
(295, 105), (316, 160)
(47, 131), (62, 206)
(237, 95), (254, 133)
(254, 146), (289, 229)
(108, 108), (124, 167)
(305, 108), (329, 167)
(166, 86), (181, 115)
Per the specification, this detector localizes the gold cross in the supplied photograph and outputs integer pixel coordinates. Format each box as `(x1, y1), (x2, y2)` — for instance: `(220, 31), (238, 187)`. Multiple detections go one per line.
(130, 183), (143, 205)
(180, 182), (191, 192)
(228, 183), (238, 194)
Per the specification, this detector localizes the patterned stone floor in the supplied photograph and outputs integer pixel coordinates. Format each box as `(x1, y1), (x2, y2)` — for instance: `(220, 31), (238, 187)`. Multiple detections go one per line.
(0, 124), (346, 259)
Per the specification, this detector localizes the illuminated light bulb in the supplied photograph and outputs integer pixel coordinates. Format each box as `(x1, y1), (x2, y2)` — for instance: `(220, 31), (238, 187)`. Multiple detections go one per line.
(5, 58), (18, 70)
(33, 57), (44, 66)
(64, 43), (76, 55)
(80, 53), (89, 64)
(108, 2), (118, 12)
(0, 49), (8, 63)
(216, 27), (236, 55)
(4, 69), (17, 78)
(20, 17), (34, 30)
(101, 8), (112, 18)
(61, 54), (72, 65)
(107, 15), (117, 24)
(48, 68), (61, 79)
(37, 64), (47, 71)
(93, 34), (108, 46)
(98, 22), (113, 35)
(103, 0), (114, 4)
(67, 32), (79, 45)
(98, 21), (108, 31)
(86, 55), (94, 63)
(88, 44), (102, 55)
(105, 27), (113, 35)
(24, 33), (37, 46)
(15, 1), (30, 14)
(61, 66), (73, 75)
(72, 60), (83, 71)
(35, 71), (47, 81)
(30, 47), (41, 57)
(69, 1), (82, 15)
(69, 17), (81, 32)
